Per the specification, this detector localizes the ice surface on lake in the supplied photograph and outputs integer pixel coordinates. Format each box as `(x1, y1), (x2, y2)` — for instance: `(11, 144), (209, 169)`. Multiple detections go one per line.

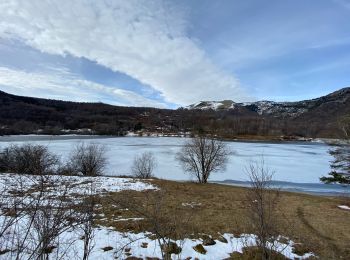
(0, 136), (332, 185)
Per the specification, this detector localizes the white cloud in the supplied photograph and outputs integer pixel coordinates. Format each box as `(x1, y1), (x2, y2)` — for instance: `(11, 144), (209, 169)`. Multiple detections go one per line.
(0, 0), (246, 105)
(0, 66), (167, 107)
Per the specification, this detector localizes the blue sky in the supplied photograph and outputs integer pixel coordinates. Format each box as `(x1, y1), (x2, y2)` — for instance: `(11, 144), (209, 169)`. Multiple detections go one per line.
(0, 0), (349, 108)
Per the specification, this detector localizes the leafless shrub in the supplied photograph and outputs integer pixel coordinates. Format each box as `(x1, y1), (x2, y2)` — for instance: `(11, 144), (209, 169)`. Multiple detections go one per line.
(131, 152), (156, 179)
(176, 136), (230, 183)
(68, 143), (107, 176)
(0, 174), (34, 253)
(15, 175), (78, 259)
(79, 183), (98, 260)
(0, 173), (100, 259)
(0, 144), (59, 175)
(245, 159), (282, 259)
(111, 190), (194, 260)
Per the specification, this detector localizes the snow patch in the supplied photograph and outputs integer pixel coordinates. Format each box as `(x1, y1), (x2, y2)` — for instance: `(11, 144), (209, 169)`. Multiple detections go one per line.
(182, 202), (202, 208)
(0, 173), (157, 204)
(338, 205), (350, 211)
(0, 222), (315, 260)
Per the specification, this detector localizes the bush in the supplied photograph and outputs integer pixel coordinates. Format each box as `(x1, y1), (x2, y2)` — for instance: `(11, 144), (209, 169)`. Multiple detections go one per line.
(131, 152), (156, 179)
(68, 143), (107, 176)
(0, 144), (59, 175)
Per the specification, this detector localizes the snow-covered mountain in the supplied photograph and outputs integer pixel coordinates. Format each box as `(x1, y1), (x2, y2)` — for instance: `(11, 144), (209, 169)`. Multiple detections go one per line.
(185, 100), (309, 117)
(186, 100), (236, 110)
(184, 87), (350, 117)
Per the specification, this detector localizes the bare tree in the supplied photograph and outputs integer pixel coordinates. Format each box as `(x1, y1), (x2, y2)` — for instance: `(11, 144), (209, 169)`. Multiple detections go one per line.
(69, 143), (107, 176)
(245, 159), (281, 260)
(176, 136), (230, 183)
(0, 144), (59, 175)
(131, 152), (156, 179)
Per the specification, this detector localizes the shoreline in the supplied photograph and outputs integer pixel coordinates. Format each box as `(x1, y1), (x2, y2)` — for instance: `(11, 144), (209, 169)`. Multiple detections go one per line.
(212, 180), (349, 197)
(0, 133), (338, 145)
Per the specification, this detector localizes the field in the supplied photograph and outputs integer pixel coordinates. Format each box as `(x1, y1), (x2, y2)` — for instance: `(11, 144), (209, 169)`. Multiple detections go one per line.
(1, 171), (348, 259)
(99, 179), (350, 259)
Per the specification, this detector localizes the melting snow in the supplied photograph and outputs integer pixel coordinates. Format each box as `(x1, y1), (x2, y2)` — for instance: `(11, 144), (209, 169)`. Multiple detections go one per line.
(0, 223), (315, 260)
(338, 205), (350, 210)
(0, 173), (157, 196)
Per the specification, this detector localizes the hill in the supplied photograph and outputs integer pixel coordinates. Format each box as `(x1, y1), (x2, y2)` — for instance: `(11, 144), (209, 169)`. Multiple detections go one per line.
(0, 88), (349, 138)
(186, 87), (350, 118)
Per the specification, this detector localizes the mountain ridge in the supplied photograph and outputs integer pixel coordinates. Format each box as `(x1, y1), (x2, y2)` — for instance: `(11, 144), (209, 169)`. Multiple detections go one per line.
(0, 87), (349, 138)
(184, 87), (350, 117)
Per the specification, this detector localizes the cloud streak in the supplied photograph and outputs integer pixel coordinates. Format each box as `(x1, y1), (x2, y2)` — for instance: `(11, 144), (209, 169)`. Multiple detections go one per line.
(0, 66), (167, 107)
(0, 0), (246, 105)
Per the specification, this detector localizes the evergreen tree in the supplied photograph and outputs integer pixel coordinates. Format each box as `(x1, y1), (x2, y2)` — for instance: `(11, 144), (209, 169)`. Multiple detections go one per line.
(320, 145), (350, 184)
(320, 116), (350, 185)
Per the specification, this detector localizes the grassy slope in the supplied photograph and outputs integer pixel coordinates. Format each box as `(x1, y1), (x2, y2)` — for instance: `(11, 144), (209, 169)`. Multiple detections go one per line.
(98, 179), (350, 259)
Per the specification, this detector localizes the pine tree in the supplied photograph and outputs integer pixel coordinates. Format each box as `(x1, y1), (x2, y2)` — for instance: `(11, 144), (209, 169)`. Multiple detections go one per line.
(320, 116), (350, 185)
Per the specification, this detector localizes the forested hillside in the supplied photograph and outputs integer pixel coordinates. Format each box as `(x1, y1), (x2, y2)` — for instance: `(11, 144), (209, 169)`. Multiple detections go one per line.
(0, 88), (349, 138)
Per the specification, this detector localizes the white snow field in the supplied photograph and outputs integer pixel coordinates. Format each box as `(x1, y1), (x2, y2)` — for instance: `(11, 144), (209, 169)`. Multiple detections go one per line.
(0, 171), (315, 259)
(43, 228), (314, 259)
(0, 219), (314, 260)
(0, 173), (157, 204)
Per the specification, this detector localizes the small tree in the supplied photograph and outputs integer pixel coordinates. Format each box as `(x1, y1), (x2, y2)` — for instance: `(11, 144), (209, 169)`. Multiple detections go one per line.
(320, 116), (350, 185)
(131, 152), (156, 179)
(176, 136), (230, 183)
(69, 143), (107, 176)
(320, 146), (350, 184)
(245, 160), (281, 259)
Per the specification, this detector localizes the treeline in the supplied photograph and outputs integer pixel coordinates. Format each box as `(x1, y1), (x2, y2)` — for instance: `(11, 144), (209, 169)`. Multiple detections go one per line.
(0, 90), (349, 138)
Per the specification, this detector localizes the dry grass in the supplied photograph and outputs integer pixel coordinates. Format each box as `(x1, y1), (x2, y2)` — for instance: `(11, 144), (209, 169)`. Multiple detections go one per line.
(97, 179), (350, 259)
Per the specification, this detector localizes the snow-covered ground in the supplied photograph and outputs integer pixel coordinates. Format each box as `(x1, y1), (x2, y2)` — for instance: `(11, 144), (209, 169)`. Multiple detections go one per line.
(0, 172), (315, 259)
(0, 173), (156, 196)
(0, 173), (157, 208)
(56, 228), (314, 259)
(88, 229), (314, 259)
(0, 136), (332, 259)
(0, 221), (314, 260)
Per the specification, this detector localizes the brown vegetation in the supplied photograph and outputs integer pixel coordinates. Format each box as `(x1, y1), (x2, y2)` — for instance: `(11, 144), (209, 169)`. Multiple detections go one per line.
(98, 179), (350, 259)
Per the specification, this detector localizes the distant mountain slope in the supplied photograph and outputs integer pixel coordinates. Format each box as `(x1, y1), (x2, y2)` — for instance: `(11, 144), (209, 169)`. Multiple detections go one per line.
(0, 88), (349, 138)
(185, 87), (350, 118)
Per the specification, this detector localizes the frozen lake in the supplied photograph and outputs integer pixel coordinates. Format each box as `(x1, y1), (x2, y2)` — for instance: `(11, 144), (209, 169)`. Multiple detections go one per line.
(0, 135), (345, 195)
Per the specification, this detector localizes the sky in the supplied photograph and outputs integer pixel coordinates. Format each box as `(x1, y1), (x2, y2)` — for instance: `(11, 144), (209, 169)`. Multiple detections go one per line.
(0, 0), (349, 108)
